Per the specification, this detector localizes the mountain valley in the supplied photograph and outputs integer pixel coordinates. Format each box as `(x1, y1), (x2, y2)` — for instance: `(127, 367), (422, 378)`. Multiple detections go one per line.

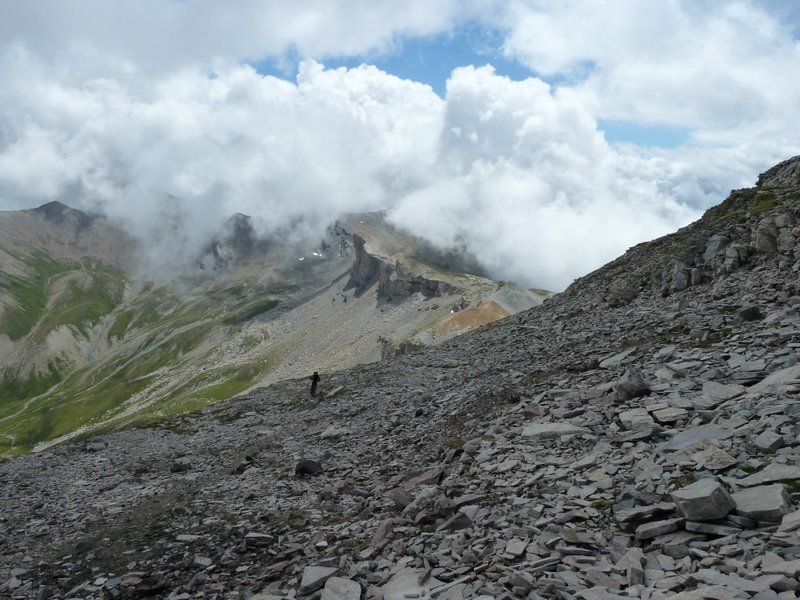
(3, 157), (800, 598)
(0, 204), (546, 457)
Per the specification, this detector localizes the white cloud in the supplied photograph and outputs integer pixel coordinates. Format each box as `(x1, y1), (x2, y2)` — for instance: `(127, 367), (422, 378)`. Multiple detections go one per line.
(0, 0), (475, 75)
(390, 66), (700, 290)
(500, 0), (800, 135)
(0, 1), (797, 290)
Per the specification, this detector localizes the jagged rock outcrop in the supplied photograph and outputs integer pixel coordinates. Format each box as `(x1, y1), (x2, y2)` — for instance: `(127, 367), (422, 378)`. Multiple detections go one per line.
(346, 234), (461, 302)
(568, 155), (800, 306)
(377, 260), (460, 303)
(345, 234), (385, 295)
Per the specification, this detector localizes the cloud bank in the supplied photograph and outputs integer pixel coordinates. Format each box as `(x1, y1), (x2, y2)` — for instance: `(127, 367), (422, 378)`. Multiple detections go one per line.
(0, 1), (798, 290)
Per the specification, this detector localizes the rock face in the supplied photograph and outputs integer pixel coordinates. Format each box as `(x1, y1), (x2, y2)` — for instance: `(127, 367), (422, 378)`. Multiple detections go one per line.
(345, 233), (461, 302)
(345, 234), (385, 295)
(4, 157), (800, 599)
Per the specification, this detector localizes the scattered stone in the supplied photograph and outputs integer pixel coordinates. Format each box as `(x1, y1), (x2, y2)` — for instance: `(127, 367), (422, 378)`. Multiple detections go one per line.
(8, 159), (800, 600)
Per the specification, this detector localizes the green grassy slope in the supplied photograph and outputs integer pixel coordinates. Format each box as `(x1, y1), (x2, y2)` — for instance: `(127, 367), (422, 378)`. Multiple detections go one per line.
(0, 249), (290, 457)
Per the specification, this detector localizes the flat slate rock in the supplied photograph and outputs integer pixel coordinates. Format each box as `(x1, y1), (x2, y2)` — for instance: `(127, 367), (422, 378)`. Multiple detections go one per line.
(691, 447), (737, 471)
(700, 381), (746, 406)
(737, 463), (800, 487)
(691, 569), (763, 593)
(321, 577), (361, 600)
(381, 568), (443, 600)
(299, 566), (339, 595)
(779, 509), (800, 532)
(751, 364), (800, 392)
(661, 424), (735, 452)
(685, 521), (742, 537)
(523, 422), (590, 439)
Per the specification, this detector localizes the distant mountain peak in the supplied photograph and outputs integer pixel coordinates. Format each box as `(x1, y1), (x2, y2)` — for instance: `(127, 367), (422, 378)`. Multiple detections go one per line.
(27, 200), (98, 229)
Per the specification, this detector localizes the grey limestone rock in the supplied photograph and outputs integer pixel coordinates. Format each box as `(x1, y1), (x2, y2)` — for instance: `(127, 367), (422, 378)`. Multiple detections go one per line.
(672, 479), (735, 521)
(634, 518), (680, 540)
(522, 422), (589, 439)
(613, 368), (650, 402)
(321, 577), (361, 600)
(732, 485), (792, 522)
(753, 430), (785, 453)
(661, 423), (735, 452)
(170, 456), (193, 473)
(738, 463), (800, 487)
(295, 458), (324, 476)
(299, 566), (340, 596)
(779, 509), (800, 532)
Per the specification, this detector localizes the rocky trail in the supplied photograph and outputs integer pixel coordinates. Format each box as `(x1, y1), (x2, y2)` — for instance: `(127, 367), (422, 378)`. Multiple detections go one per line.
(4, 157), (800, 599)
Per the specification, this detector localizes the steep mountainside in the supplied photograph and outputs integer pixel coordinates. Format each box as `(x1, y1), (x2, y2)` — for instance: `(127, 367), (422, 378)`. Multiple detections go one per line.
(0, 206), (547, 457)
(3, 157), (800, 599)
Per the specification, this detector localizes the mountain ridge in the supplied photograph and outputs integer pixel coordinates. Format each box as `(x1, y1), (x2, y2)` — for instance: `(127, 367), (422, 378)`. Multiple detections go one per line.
(0, 204), (547, 457)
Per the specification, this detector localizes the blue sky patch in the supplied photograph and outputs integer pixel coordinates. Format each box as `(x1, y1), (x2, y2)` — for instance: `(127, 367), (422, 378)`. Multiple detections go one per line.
(254, 26), (535, 97)
(599, 119), (691, 148)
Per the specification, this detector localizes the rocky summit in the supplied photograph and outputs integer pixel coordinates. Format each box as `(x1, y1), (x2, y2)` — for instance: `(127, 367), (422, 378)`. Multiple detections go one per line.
(3, 156), (800, 599)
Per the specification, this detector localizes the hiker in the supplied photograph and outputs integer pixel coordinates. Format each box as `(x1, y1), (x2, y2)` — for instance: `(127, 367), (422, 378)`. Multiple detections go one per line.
(310, 371), (320, 397)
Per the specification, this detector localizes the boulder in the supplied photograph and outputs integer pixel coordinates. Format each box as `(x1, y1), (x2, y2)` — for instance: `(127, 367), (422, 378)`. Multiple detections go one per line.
(295, 459), (324, 476)
(170, 457), (193, 473)
(671, 479), (735, 521)
(613, 369), (650, 402)
(732, 485), (792, 522)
